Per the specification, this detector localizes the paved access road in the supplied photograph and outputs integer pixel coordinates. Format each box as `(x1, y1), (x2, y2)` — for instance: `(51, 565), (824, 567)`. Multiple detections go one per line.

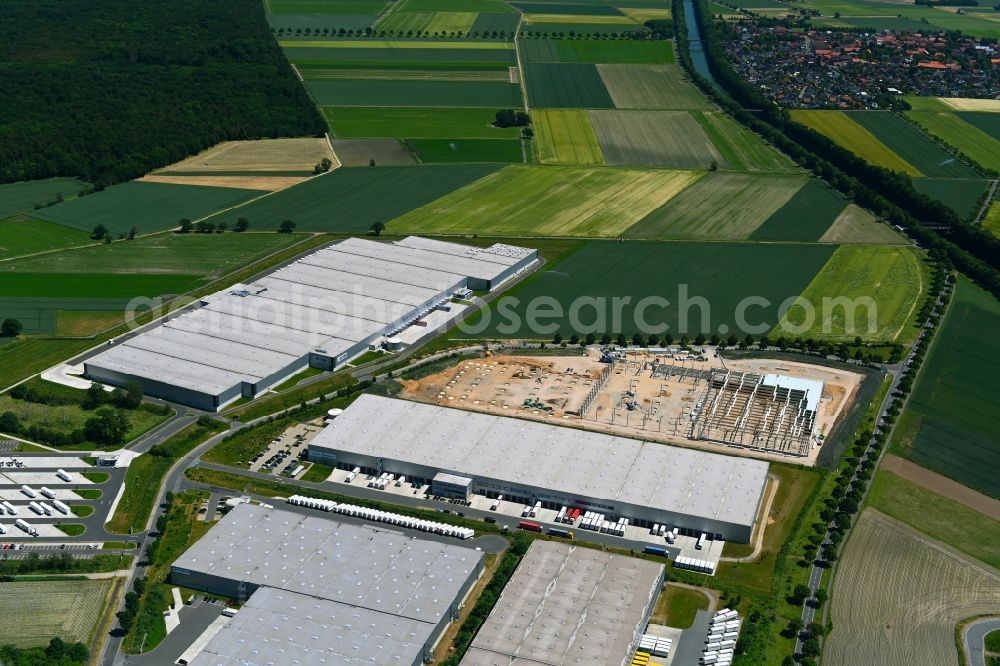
(964, 617), (1000, 666)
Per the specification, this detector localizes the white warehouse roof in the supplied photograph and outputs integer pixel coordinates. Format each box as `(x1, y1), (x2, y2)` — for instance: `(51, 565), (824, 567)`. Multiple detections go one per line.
(311, 395), (769, 528)
(85, 237), (535, 402)
(461, 541), (663, 666)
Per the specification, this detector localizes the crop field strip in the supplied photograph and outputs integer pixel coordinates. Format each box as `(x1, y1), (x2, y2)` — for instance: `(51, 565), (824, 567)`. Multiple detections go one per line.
(521, 13), (642, 24)
(0, 273), (200, 299)
(597, 64), (712, 110)
(588, 110), (721, 169)
(749, 180), (847, 242)
(848, 111), (980, 178)
(518, 38), (673, 63)
(304, 67), (512, 81)
(305, 78), (523, 106)
(905, 110), (1000, 173)
(331, 138), (417, 165)
(324, 107), (523, 138)
(470, 12), (521, 34)
(521, 20), (649, 33)
(825, 510), (1000, 666)
(395, 0), (515, 12)
(772, 245), (925, 343)
(0, 177), (89, 218)
(791, 110), (922, 176)
(0, 297), (136, 335)
(374, 11), (479, 34)
(956, 111), (1000, 140)
(893, 278), (1000, 498)
(0, 579), (114, 648)
(510, 1), (626, 14)
(201, 164), (501, 232)
(819, 204), (907, 245)
(692, 111), (799, 173)
(389, 165), (701, 237)
(0, 216), (92, 260)
(523, 63), (615, 108)
(404, 138), (525, 163)
(911, 178), (990, 222)
(624, 172), (807, 240)
(534, 109), (606, 165)
(31, 181), (269, 236)
(462, 240), (835, 338)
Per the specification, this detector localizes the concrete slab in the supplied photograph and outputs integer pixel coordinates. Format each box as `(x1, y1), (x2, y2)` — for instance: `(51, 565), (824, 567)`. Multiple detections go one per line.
(0, 471), (93, 485)
(0, 456), (92, 470)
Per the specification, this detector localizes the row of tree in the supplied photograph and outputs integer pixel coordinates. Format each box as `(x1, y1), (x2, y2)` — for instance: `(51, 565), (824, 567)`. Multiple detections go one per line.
(0, 0), (325, 186)
(0, 639), (88, 666)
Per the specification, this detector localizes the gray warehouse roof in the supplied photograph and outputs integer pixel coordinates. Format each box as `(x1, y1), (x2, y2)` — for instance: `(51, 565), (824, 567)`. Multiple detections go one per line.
(460, 541), (663, 666)
(173, 504), (482, 624)
(188, 587), (434, 666)
(85, 237), (535, 401)
(310, 395), (769, 528)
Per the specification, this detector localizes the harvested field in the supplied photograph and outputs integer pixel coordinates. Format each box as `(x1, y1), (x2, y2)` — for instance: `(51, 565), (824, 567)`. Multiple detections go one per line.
(534, 109), (606, 165)
(624, 173), (806, 240)
(940, 97), (1000, 112)
(523, 63), (615, 108)
(819, 205), (906, 244)
(772, 245), (925, 343)
(0, 579), (115, 648)
(851, 111), (980, 178)
(597, 64), (712, 110)
(405, 138), (524, 163)
(462, 239), (834, 340)
(588, 110), (721, 169)
(825, 510), (1000, 666)
(202, 164), (500, 232)
(518, 38), (672, 63)
(32, 181), (268, 235)
(749, 180), (846, 242)
(0, 216), (91, 259)
(331, 138), (417, 165)
(905, 111), (1000, 173)
(791, 110), (921, 176)
(306, 78), (523, 106)
(0, 178), (89, 218)
(692, 111), (798, 173)
(138, 175), (309, 191)
(389, 165), (700, 236)
(154, 138), (335, 173)
(324, 107), (522, 138)
(892, 278), (1000, 498)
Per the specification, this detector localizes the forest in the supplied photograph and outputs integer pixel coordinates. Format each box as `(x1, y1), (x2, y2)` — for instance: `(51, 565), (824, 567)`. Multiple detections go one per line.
(0, 0), (325, 187)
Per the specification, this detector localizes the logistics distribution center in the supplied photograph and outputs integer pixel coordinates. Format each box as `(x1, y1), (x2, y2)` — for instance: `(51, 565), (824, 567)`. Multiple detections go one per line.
(172, 504), (484, 665)
(310, 395), (770, 542)
(461, 541), (664, 666)
(84, 236), (537, 411)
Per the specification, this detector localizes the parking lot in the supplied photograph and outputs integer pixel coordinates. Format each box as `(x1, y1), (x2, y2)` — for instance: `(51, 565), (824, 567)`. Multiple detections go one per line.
(247, 421), (323, 479)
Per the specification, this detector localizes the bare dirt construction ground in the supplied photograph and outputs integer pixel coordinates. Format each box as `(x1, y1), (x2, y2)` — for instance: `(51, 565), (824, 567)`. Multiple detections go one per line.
(825, 509), (1000, 666)
(138, 174), (309, 191)
(882, 454), (1000, 521)
(155, 137), (337, 172)
(399, 350), (859, 465)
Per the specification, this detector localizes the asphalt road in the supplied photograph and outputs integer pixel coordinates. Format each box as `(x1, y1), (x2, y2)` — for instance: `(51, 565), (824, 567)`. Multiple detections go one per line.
(964, 617), (1000, 666)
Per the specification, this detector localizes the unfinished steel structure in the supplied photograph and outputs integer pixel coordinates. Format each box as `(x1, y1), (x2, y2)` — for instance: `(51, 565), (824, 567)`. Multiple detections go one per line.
(690, 368), (820, 456)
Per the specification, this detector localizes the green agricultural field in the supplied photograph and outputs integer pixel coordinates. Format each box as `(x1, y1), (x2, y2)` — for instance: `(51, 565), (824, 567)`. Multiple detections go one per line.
(375, 11), (479, 34)
(306, 78), (522, 106)
(470, 12), (521, 33)
(588, 110), (720, 169)
(521, 20), (648, 34)
(461, 240), (834, 339)
(0, 579), (113, 648)
(521, 13), (640, 24)
(624, 173), (806, 240)
(692, 111), (799, 173)
(0, 216), (92, 259)
(956, 111), (1000, 142)
(268, 0), (390, 13)
(331, 138), (416, 166)
(0, 298), (134, 335)
(325, 107), (522, 138)
(0, 178), (89, 218)
(32, 182), (268, 236)
(518, 39), (673, 63)
(773, 245), (926, 343)
(850, 111), (980, 178)
(0, 273), (197, 298)
(597, 64), (712, 110)
(534, 110), (606, 165)
(749, 180), (848, 242)
(405, 138), (524, 162)
(791, 110), (921, 176)
(284, 45), (515, 65)
(0, 232), (301, 279)
(905, 110), (1000, 173)
(303, 67), (511, 81)
(397, 0), (515, 12)
(985, 202), (1000, 238)
(911, 178), (989, 222)
(511, 1), (624, 14)
(523, 63), (615, 108)
(390, 165), (701, 236)
(891, 278), (1000, 498)
(281, 39), (516, 48)
(203, 165), (499, 232)
(867, 470), (1000, 570)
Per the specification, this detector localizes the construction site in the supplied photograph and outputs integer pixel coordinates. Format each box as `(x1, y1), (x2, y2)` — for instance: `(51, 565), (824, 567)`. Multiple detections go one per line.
(399, 348), (863, 464)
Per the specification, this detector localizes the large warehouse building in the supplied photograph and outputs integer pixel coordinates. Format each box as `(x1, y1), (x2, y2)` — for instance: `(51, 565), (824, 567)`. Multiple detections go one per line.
(84, 236), (537, 410)
(309, 395), (770, 542)
(172, 504), (484, 665)
(461, 541), (664, 666)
